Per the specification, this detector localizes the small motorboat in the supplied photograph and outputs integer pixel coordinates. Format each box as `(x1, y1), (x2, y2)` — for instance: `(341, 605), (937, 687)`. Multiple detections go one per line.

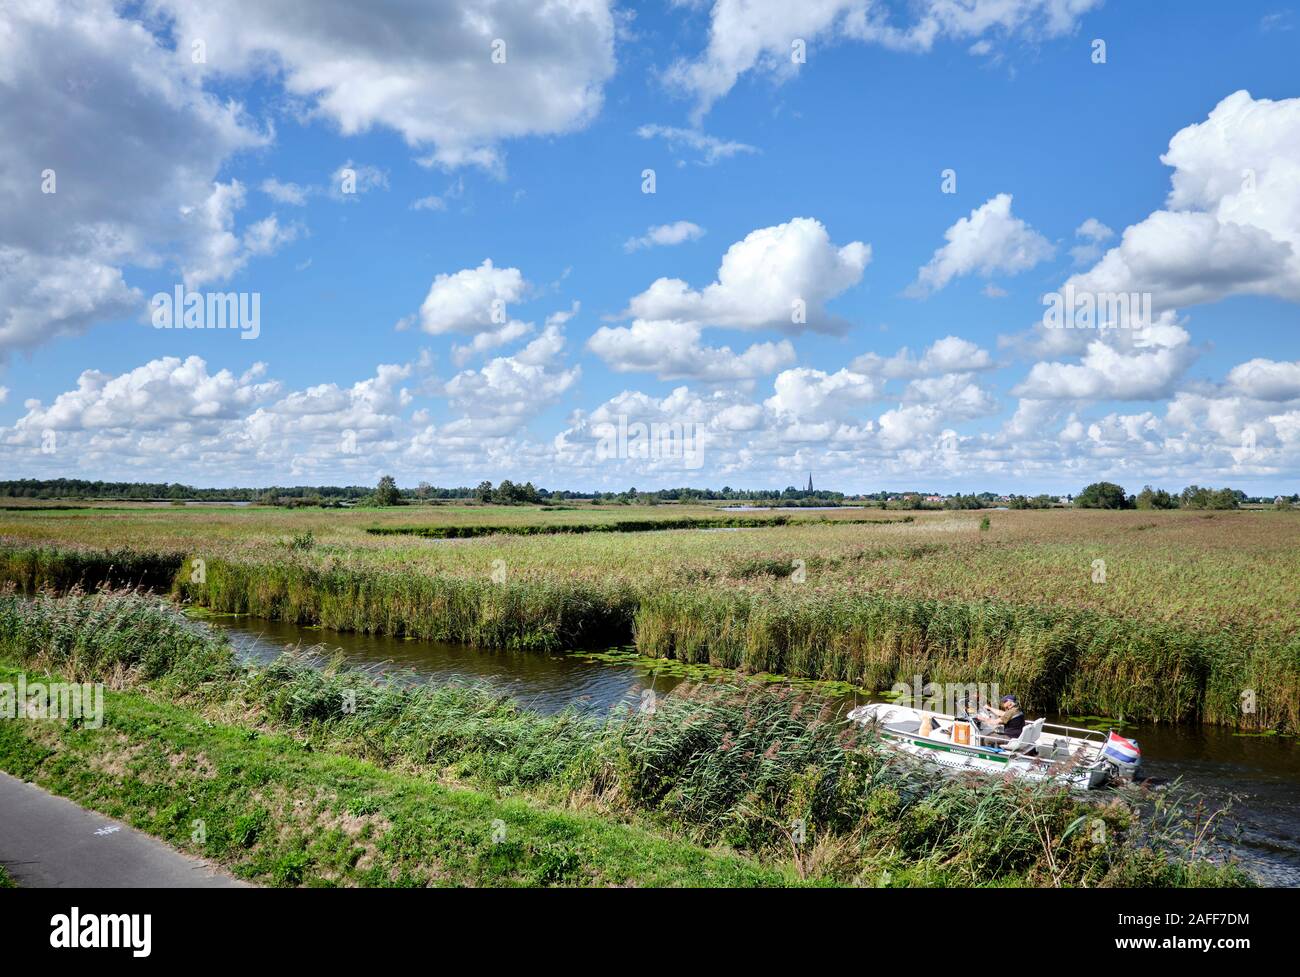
(846, 702), (1141, 790)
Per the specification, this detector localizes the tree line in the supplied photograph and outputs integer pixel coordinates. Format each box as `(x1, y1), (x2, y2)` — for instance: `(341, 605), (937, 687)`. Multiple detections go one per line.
(1074, 481), (1295, 510)
(4, 477), (1294, 509)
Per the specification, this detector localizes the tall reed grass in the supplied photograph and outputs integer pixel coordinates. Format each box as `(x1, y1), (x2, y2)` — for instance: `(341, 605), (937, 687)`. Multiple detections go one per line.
(0, 587), (230, 687)
(1, 544), (1294, 730)
(171, 556), (637, 651)
(632, 589), (1298, 730)
(0, 546), (183, 594)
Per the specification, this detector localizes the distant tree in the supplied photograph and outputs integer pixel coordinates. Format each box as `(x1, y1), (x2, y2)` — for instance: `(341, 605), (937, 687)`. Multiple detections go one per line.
(494, 479), (517, 504)
(1180, 485), (1240, 510)
(416, 481), (431, 501)
(374, 475), (401, 507)
(1075, 481), (1131, 509)
(474, 481), (494, 503)
(1135, 485), (1178, 510)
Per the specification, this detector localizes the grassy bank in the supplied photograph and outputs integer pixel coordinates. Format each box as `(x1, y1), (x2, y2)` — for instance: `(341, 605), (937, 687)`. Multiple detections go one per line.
(0, 667), (785, 887)
(0, 590), (1254, 887)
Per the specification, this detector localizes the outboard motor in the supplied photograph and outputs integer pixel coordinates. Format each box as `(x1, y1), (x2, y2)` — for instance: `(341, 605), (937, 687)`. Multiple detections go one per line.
(1102, 730), (1142, 782)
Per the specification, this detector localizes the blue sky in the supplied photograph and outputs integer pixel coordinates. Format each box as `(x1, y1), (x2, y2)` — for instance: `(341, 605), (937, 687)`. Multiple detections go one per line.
(2, 0), (1299, 494)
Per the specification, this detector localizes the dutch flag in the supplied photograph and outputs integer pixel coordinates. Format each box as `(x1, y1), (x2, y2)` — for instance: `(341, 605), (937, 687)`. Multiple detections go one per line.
(1103, 731), (1141, 765)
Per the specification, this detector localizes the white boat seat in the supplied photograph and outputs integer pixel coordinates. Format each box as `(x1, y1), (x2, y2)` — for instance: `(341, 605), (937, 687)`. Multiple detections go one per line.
(1004, 718), (1045, 753)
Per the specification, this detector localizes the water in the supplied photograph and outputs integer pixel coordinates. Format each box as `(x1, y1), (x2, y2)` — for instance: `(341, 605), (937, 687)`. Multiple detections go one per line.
(214, 616), (1300, 886)
(1094, 722), (1300, 886)
(218, 616), (688, 715)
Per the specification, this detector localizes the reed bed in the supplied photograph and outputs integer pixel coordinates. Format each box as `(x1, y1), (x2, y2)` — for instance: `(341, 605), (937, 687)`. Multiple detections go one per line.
(1, 505), (1297, 730)
(0, 545), (183, 595)
(0, 590), (1254, 887)
(172, 556), (638, 651)
(4, 506), (1296, 631)
(0, 542), (1295, 729)
(633, 589), (1299, 729)
(0, 587), (231, 688)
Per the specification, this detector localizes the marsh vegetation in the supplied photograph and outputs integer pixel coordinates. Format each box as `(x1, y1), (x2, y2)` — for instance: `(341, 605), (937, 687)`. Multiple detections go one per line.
(1, 503), (1296, 729)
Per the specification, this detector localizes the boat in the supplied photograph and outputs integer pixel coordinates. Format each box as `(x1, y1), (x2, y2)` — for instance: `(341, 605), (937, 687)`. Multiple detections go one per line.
(846, 702), (1141, 790)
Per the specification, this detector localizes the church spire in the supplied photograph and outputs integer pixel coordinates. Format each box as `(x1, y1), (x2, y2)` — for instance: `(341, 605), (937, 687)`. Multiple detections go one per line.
(806, 472), (813, 494)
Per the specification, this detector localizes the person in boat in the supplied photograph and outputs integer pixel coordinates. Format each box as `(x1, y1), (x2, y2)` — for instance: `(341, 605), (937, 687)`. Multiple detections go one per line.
(987, 694), (1026, 741)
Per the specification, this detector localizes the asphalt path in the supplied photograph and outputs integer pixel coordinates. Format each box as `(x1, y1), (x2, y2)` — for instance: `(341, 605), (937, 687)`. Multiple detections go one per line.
(0, 771), (248, 888)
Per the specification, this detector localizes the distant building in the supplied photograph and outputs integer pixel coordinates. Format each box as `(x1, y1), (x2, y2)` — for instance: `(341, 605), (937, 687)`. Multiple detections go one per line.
(806, 473), (814, 494)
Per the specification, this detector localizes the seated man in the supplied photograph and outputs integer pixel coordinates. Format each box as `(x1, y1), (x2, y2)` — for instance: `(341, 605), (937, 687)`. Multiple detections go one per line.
(979, 695), (1026, 745)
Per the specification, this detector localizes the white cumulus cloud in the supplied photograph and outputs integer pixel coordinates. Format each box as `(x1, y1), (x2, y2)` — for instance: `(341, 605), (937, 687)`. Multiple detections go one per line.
(587, 319), (795, 382)
(665, 0), (1101, 120)
(908, 194), (1054, 296)
(624, 221), (706, 252)
(0, 0), (272, 356)
(1064, 91), (1300, 311)
(153, 0), (617, 173)
(623, 218), (870, 333)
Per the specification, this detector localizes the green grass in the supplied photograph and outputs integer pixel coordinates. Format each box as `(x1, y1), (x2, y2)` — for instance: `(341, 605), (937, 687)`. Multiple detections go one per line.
(178, 555), (640, 651)
(0, 665), (785, 887)
(0, 591), (1257, 887)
